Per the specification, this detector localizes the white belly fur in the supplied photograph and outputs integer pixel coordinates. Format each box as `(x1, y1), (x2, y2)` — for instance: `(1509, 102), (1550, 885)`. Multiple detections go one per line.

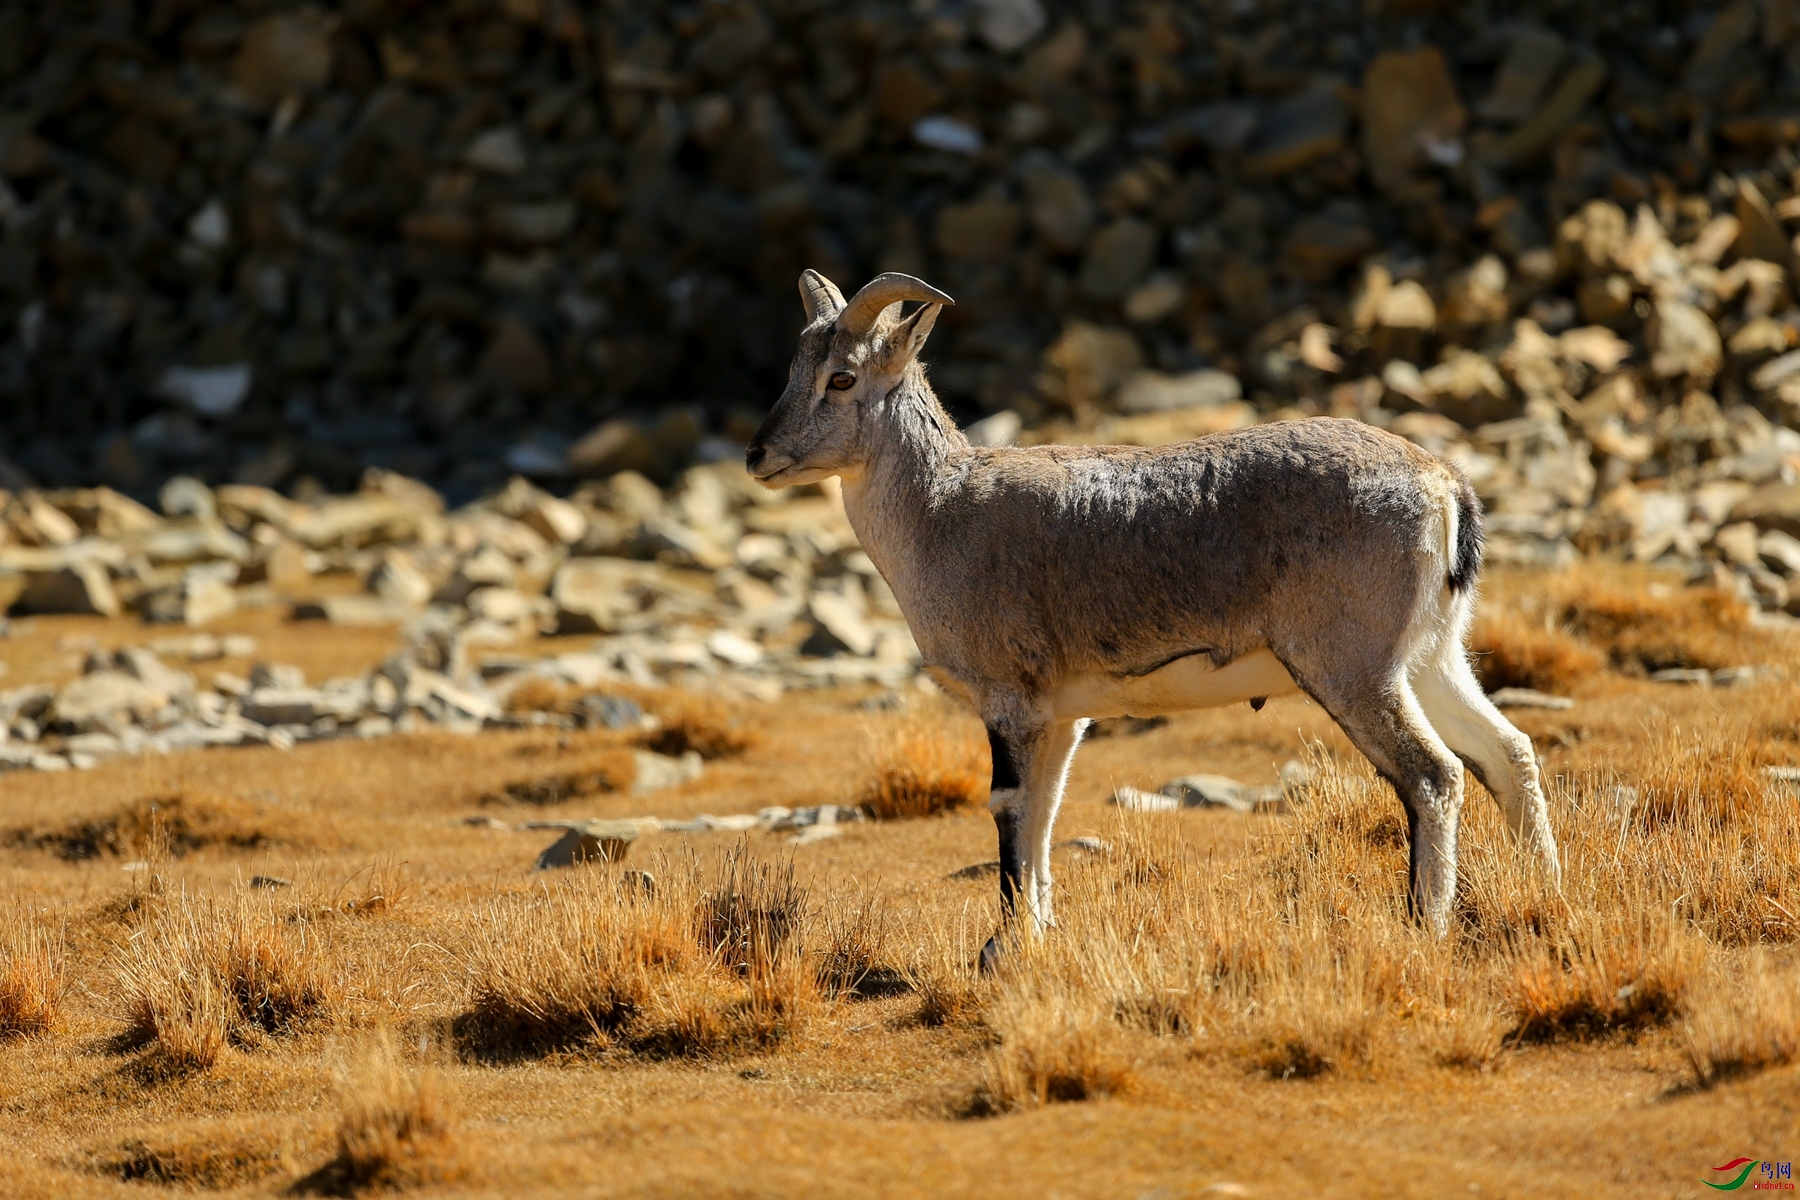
(1049, 647), (1300, 721)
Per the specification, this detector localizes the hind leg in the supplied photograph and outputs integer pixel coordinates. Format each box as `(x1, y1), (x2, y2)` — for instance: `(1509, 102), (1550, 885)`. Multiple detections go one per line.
(1412, 646), (1561, 886)
(1315, 678), (1467, 935)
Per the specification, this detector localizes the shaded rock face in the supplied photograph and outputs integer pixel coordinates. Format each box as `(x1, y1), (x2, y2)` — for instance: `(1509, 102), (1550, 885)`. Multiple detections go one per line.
(3, 2), (1800, 506)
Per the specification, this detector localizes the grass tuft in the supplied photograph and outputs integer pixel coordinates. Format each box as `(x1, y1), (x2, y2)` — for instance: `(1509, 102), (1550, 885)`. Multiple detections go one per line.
(113, 893), (338, 1071)
(638, 690), (762, 760)
(1469, 609), (1604, 694)
(857, 711), (986, 820)
(1506, 911), (1699, 1042)
(97, 1119), (299, 1189)
(10, 791), (284, 860)
(1683, 952), (1800, 1088)
(816, 887), (900, 997)
(455, 847), (817, 1061)
(974, 975), (1139, 1112)
(481, 746), (638, 806)
(308, 1032), (460, 1194)
(0, 908), (64, 1038)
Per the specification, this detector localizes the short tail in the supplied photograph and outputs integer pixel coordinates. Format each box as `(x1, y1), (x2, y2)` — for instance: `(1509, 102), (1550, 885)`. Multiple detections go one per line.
(1446, 477), (1484, 593)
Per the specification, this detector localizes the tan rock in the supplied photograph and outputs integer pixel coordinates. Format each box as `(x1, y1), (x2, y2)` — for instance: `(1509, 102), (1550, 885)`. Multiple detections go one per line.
(368, 554), (434, 609)
(1558, 200), (1629, 276)
(55, 671), (166, 730)
(233, 9), (336, 108)
(1478, 27), (1567, 123)
(935, 198), (1021, 266)
(1115, 369), (1241, 414)
(1734, 180), (1790, 264)
(1361, 47), (1466, 193)
(1647, 299), (1722, 380)
(15, 563), (119, 617)
(1732, 481), (1800, 537)
(480, 318), (553, 394)
(1493, 55), (1607, 164)
(1714, 520), (1763, 567)
(1020, 165), (1094, 254)
(1041, 321), (1143, 412)
(1079, 219), (1158, 301)
(1243, 82), (1349, 177)
(535, 820), (640, 869)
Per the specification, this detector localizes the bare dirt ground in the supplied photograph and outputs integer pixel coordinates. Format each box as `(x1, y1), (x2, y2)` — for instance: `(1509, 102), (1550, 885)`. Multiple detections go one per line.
(2, 560), (1798, 1199)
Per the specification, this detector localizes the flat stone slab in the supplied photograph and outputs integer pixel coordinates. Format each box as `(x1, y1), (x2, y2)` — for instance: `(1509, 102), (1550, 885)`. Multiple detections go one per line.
(535, 820), (642, 869)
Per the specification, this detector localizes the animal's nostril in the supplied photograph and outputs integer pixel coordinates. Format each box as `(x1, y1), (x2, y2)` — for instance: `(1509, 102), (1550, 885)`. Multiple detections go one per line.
(744, 444), (766, 470)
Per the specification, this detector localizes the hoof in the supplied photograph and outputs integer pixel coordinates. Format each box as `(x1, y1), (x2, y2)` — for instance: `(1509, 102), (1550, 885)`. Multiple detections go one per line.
(978, 935), (1003, 975)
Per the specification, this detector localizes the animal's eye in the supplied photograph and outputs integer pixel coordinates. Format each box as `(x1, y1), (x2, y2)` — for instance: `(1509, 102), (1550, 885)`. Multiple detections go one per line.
(827, 371), (856, 391)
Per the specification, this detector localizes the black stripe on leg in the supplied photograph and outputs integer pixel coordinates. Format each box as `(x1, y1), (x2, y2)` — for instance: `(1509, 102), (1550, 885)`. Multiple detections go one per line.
(995, 807), (1022, 919)
(987, 725), (1020, 792)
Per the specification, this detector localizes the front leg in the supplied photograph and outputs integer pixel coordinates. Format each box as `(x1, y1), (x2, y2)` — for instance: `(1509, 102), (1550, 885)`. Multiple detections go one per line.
(981, 717), (1086, 967)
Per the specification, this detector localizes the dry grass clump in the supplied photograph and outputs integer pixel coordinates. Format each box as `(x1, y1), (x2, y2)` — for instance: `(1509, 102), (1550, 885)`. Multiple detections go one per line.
(973, 976), (1139, 1112)
(10, 791), (285, 860)
(1559, 576), (1757, 675)
(1479, 562), (1773, 682)
(318, 859), (414, 919)
(816, 888), (899, 997)
(114, 893), (338, 1071)
(1632, 723), (1776, 827)
(638, 689), (762, 760)
(1505, 908), (1702, 1042)
(310, 1034), (461, 1195)
(1684, 952), (1800, 1087)
(456, 846), (817, 1061)
(906, 909), (988, 1027)
(1251, 943), (1386, 1080)
(501, 677), (585, 715)
(1553, 731), (1800, 945)
(0, 908), (65, 1038)
(947, 734), (1800, 1101)
(857, 711), (986, 820)
(481, 747), (638, 805)
(1469, 608), (1604, 694)
(97, 1119), (299, 1190)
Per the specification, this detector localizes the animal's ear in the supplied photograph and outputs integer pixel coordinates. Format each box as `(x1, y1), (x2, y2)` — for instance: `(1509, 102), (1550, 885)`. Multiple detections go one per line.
(798, 270), (845, 325)
(877, 302), (944, 374)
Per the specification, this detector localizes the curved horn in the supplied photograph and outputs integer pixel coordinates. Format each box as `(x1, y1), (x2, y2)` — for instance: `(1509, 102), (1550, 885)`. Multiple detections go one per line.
(834, 273), (955, 339)
(798, 269), (846, 325)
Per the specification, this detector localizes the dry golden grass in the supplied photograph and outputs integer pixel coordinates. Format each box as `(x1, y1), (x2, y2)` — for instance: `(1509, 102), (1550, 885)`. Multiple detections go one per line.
(1469, 607), (1605, 693)
(301, 1032), (461, 1195)
(480, 744), (639, 806)
(1474, 560), (1777, 685)
(0, 907), (64, 1038)
(2, 558), (1799, 1197)
(638, 689), (763, 759)
(7, 789), (287, 860)
(816, 885), (898, 997)
(454, 844), (816, 1061)
(858, 708), (986, 820)
(113, 892), (338, 1071)
(500, 676), (585, 716)
(504, 678), (761, 759)
(905, 907), (988, 1027)
(974, 974), (1140, 1111)
(1683, 951), (1800, 1087)
(304, 858), (415, 920)
(95, 1118), (301, 1190)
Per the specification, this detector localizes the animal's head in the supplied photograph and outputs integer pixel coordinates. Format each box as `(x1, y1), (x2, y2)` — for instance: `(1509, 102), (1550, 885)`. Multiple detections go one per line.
(745, 270), (953, 487)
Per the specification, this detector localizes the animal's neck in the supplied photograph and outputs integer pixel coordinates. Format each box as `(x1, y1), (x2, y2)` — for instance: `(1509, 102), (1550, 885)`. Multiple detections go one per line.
(839, 366), (967, 576)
